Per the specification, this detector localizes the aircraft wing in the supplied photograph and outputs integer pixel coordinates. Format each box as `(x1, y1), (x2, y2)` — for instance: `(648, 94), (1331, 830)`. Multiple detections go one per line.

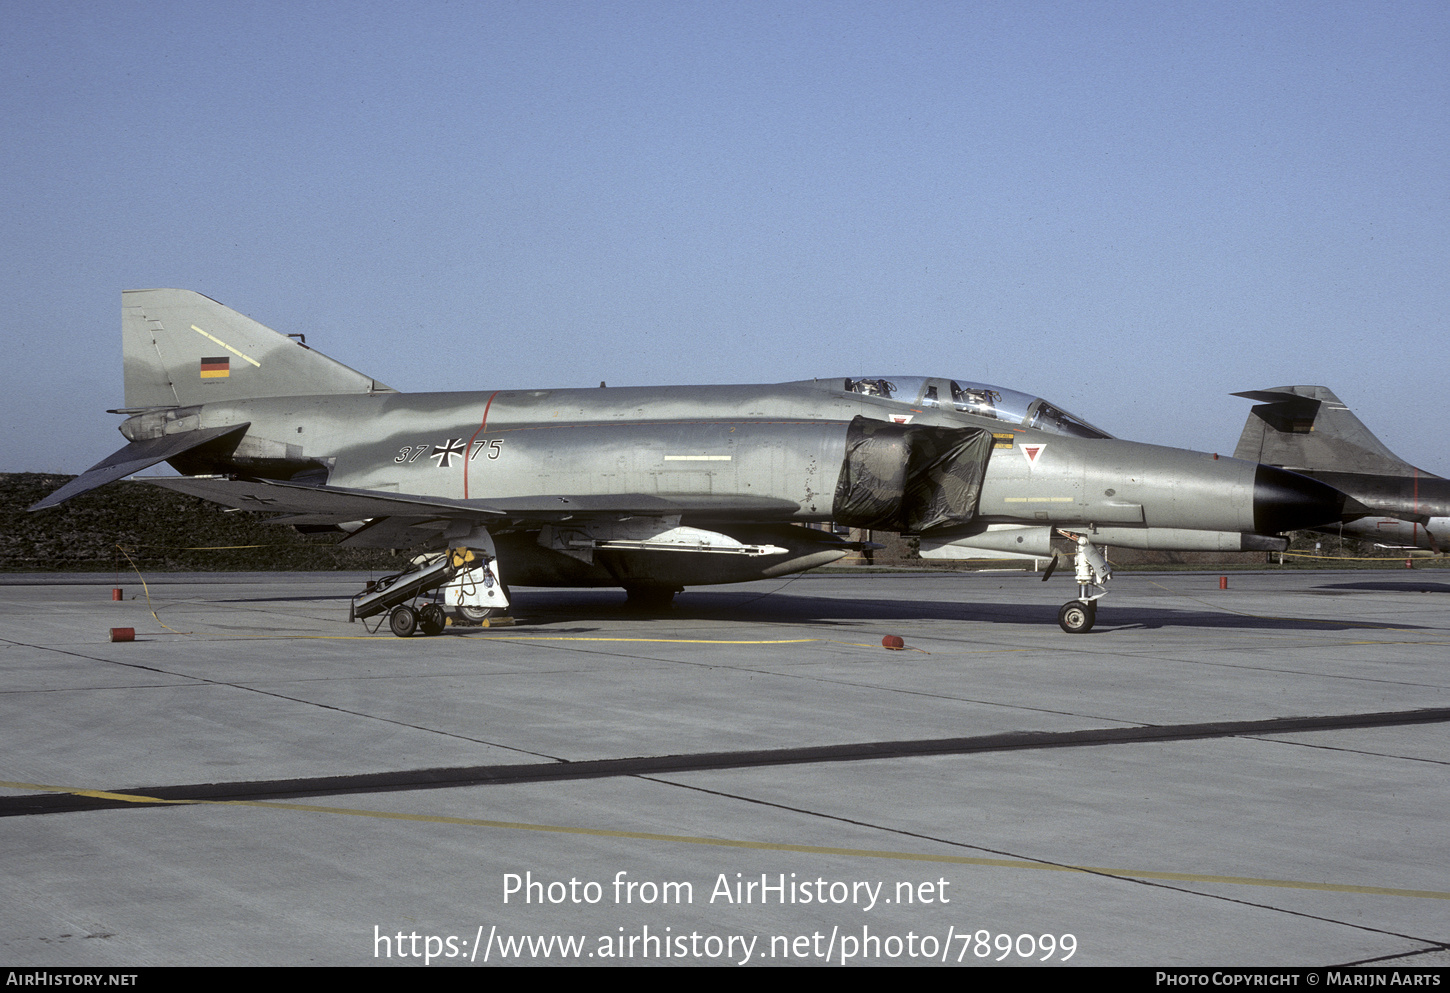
(140, 475), (502, 519)
(138, 475), (800, 526)
(332, 515), (450, 549)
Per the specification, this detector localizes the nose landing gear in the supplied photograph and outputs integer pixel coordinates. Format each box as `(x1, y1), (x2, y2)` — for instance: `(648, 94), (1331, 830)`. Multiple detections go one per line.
(1053, 532), (1110, 634)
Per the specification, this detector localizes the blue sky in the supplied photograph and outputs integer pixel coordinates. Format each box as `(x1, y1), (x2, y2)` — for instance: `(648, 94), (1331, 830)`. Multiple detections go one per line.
(3, 0), (1446, 473)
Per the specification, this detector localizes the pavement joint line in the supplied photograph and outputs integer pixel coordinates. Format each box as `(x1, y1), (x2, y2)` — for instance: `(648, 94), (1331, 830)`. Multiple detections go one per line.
(2, 780), (1445, 902)
(5, 706), (1445, 811)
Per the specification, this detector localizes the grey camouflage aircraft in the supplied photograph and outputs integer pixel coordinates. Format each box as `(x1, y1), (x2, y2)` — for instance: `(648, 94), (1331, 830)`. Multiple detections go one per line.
(32, 290), (1347, 633)
(1233, 385), (1449, 552)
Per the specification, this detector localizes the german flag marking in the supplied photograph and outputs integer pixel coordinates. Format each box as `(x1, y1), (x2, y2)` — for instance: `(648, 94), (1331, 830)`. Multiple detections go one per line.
(200, 356), (230, 379)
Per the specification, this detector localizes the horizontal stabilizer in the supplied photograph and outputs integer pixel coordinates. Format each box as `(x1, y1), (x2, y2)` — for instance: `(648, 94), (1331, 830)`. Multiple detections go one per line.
(27, 424), (249, 511)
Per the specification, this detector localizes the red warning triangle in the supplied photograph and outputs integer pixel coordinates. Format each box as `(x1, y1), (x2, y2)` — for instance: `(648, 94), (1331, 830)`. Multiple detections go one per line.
(1020, 443), (1047, 466)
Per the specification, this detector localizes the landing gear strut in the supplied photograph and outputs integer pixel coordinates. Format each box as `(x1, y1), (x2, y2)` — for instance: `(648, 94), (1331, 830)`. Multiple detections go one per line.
(1055, 532), (1110, 634)
(439, 536), (512, 627)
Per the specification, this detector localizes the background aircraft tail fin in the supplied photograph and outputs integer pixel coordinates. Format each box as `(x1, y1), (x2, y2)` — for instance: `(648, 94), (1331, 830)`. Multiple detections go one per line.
(121, 288), (397, 409)
(1232, 385), (1423, 476)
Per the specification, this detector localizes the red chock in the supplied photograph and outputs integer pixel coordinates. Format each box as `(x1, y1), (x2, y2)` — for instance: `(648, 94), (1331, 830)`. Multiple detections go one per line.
(1219, 576), (1228, 590)
(112, 588), (123, 601)
(109, 627), (134, 643)
(882, 635), (905, 651)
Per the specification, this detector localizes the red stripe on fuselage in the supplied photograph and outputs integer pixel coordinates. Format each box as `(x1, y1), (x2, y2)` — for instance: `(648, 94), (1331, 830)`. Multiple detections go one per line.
(463, 391), (501, 500)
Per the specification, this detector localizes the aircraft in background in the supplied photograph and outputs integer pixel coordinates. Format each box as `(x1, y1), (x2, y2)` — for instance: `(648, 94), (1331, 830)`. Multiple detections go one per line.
(1233, 385), (1448, 552)
(31, 290), (1345, 633)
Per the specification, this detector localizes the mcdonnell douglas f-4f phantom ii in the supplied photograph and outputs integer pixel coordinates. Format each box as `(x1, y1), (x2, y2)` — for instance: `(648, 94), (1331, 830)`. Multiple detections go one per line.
(32, 289), (1347, 633)
(1234, 385), (1449, 553)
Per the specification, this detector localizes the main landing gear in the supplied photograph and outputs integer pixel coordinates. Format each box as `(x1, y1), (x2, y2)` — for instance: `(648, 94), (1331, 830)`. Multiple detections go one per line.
(1047, 531), (1111, 634)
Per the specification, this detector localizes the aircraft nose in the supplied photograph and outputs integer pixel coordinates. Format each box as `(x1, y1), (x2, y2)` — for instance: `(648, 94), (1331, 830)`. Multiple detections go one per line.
(1252, 465), (1345, 534)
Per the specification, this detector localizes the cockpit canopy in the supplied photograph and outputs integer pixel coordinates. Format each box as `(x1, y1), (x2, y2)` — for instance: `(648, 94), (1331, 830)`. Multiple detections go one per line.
(842, 376), (1112, 439)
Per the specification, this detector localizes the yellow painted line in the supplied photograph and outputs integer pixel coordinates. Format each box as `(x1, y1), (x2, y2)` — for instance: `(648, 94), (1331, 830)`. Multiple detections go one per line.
(1341, 640), (1450, 646)
(6, 781), (1445, 900)
(190, 325), (261, 367)
(663, 455), (732, 461)
(463, 637), (819, 645)
(1003, 497), (1075, 503)
(110, 554), (823, 646)
(824, 640), (930, 655)
(135, 633), (820, 645)
(171, 634), (419, 641)
(825, 643), (1040, 657)
(178, 544), (271, 550)
(1, 782), (189, 805)
(116, 542), (297, 549)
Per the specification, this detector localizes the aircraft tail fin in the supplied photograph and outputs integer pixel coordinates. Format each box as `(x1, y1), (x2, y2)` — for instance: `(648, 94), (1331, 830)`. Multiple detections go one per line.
(1232, 386), (1425, 477)
(121, 288), (397, 409)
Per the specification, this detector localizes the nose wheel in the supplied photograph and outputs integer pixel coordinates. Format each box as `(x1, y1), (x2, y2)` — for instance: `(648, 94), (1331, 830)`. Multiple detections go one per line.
(1058, 599), (1096, 634)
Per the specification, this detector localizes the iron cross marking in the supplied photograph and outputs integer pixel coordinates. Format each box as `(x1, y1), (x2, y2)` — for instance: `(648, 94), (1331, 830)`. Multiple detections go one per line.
(430, 438), (467, 468)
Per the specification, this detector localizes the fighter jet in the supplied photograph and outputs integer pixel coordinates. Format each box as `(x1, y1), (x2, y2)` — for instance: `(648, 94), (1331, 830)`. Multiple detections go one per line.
(31, 290), (1346, 633)
(1233, 385), (1449, 552)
